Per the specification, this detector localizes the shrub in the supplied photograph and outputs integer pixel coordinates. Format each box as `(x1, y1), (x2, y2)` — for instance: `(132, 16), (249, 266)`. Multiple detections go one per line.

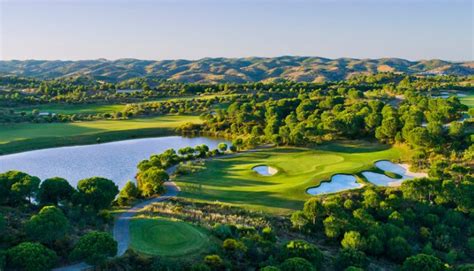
(283, 240), (323, 268)
(280, 257), (314, 271)
(335, 248), (368, 270)
(341, 231), (366, 251)
(70, 231), (117, 265)
(402, 253), (445, 271)
(25, 206), (69, 245)
(7, 242), (58, 271)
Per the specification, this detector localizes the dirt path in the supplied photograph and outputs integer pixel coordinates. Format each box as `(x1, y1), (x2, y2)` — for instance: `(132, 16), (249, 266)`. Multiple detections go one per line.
(54, 148), (267, 270)
(113, 164), (180, 256)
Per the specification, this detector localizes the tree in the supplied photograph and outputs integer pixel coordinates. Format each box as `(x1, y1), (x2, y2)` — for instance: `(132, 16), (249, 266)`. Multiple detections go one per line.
(70, 231), (117, 265)
(38, 177), (74, 206)
(402, 254), (445, 271)
(284, 240), (323, 268)
(280, 257), (314, 271)
(203, 254), (223, 269)
(0, 171), (40, 205)
(136, 167), (169, 197)
(217, 143), (228, 153)
(222, 238), (247, 259)
(366, 234), (384, 256)
(335, 248), (368, 270)
(25, 206), (69, 244)
(407, 127), (430, 148)
(291, 211), (308, 230)
(387, 236), (412, 262)
(116, 181), (139, 206)
(7, 242), (58, 271)
(76, 177), (119, 210)
(341, 231), (366, 251)
(302, 198), (324, 226)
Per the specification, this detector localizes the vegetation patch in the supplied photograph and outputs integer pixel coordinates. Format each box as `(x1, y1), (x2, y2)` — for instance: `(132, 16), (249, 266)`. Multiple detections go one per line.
(175, 141), (403, 214)
(129, 217), (213, 257)
(0, 115), (201, 154)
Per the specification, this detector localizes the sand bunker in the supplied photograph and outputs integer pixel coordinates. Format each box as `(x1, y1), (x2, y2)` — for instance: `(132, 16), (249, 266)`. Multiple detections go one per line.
(363, 160), (427, 187)
(252, 165), (278, 176)
(307, 174), (362, 195)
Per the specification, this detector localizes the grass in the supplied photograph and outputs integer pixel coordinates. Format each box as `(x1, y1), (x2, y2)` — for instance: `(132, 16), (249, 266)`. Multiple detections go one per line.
(460, 91), (474, 108)
(174, 141), (407, 214)
(0, 115), (201, 154)
(9, 94), (229, 115)
(129, 217), (213, 257)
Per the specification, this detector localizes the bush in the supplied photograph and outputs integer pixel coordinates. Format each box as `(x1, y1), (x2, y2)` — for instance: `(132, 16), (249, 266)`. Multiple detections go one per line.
(70, 231), (117, 265)
(283, 240), (323, 268)
(204, 254), (224, 269)
(341, 231), (366, 251)
(280, 257), (314, 271)
(387, 236), (412, 262)
(25, 206), (69, 244)
(7, 242), (58, 271)
(402, 253), (445, 271)
(261, 266), (280, 271)
(335, 248), (368, 270)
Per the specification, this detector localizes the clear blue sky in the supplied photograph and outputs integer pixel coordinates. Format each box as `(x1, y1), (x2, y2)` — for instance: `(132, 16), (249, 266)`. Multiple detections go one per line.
(1, 0), (472, 61)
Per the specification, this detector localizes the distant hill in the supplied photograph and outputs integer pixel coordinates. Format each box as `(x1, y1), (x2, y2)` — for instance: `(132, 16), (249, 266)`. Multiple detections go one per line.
(0, 57), (472, 83)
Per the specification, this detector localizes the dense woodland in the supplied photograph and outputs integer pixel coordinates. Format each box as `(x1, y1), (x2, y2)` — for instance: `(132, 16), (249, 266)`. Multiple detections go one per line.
(0, 73), (473, 270)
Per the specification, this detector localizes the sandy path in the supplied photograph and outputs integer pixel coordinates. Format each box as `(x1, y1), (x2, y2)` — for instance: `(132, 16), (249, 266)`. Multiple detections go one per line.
(113, 165), (180, 256)
(52, 147), (269, 270)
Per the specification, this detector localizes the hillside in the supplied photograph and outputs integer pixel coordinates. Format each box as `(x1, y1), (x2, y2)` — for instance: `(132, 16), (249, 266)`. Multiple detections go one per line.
(0, 57), (472, 83)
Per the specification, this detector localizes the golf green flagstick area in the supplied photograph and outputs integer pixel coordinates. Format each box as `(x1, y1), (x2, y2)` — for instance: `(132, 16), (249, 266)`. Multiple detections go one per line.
(129, 217), (214, 257)
(174, 141), (407, 214)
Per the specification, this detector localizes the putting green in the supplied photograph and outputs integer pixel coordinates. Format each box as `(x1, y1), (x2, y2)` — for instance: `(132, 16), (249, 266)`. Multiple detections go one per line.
(175, 141), (407, 214)
(130, 218), (212, 257)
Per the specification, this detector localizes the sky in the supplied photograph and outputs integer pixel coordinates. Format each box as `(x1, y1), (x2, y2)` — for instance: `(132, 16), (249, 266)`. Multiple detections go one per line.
(0, 0), (472, 61)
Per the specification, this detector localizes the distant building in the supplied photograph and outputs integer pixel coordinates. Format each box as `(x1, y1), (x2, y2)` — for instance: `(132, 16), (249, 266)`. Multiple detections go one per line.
(116, 89), (143, 94)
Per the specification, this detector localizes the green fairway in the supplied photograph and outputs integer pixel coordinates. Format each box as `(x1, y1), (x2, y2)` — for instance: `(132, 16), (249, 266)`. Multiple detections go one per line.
(130, 217), (213, 257)
(460, 91), (474, 108)
(0, 115), (201, 154)
(9, 94), (229, 115)
(175, 141), (406, 214)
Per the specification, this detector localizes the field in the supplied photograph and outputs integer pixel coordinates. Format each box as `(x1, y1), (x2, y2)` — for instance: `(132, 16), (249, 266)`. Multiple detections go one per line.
(460, 91), (474, 108)
(175, 141), (406, 214)
(129, 217), (213, 257)
(0, 115), (201, 154)
(9, 94), (225, 115)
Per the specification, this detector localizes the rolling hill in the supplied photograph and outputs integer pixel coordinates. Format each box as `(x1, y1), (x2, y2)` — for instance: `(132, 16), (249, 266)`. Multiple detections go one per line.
(0, 56), (472, 83)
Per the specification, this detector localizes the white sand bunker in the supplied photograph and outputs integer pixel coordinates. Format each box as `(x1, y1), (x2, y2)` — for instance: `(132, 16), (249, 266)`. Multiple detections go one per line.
(307, 174), (362, 195)
(252, 165), (278, 176)
(363, 160), (428, 187)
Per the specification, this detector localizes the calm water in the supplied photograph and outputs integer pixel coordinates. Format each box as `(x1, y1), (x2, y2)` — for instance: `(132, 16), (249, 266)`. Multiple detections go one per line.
(0, 136), (227, 188)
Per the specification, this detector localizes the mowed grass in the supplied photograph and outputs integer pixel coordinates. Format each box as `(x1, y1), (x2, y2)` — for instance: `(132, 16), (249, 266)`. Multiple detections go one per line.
(460, 91), (474, 108)
(175, 141), (405, 214)
(0, 115), (201, 154)
(130, 217), (213, 257)
(10, 94), (229, 115)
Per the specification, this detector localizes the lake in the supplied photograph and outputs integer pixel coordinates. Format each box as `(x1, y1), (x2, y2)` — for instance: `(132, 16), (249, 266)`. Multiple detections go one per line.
(0, 136), (227, 188)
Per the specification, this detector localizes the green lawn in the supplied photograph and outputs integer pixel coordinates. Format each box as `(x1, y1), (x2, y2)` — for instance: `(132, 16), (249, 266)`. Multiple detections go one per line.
(0, 115), (201, 154)
(129, 217), (213, 257)
(460, 91), (474, 108)
(10, 94), (228, 115)
(175, 141), (406, 214)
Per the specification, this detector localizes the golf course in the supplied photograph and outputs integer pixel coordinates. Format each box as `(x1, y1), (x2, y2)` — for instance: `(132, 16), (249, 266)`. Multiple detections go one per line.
(0, 115), (202, 154)
(174, 141), (407, 214)
(8, 94), (225, 115)
(129, 217), (214, 258)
